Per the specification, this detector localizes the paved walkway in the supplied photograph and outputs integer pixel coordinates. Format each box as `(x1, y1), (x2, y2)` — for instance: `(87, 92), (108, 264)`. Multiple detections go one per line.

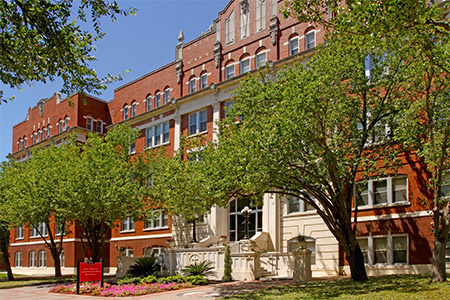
(0, 279), (293, 300)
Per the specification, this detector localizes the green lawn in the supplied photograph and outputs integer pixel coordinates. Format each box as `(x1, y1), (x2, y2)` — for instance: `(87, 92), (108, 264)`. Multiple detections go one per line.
(0, 276), (76, 289)
(221, 275), (450, 300)
(0, 273), (25, 278)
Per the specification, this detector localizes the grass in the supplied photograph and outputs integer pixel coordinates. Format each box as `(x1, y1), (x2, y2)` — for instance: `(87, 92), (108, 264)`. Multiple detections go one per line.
(0, 276), (76, 289)
(220, 275), (450, 300)
(0, 273), (26, 278)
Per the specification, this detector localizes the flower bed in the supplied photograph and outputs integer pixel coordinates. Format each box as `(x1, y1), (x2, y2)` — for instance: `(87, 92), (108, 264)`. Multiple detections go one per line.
(50, 281), (193, 297)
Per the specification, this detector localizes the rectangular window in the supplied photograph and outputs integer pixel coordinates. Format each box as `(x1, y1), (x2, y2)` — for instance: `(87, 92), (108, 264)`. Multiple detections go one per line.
(64, 119), (68, 131)
(125, 248), (134, 257)
(121, 216), (135, 232)
(129, 143), (136, 154)
(155, 94), (161, 108)
(393, 236), (408, 264)
(164, 89), (170, 104)
(240, 58), (251, 74)
(288, 195), (315, 214)
(29, 251), (37, 267)
(60, 251), (65, 268)
(36, 132), (40, 143)
(255, 0), (266, 32)
(358, 238), (369, 264)
(145, 210), (169, 230)
(289, 38), (299, 55)
(32, 134), (36, 145)
(305, 31), (316, 50)
(15, 252), (22, 267)
(145, 122), (170, 148)
(146, 97), (152, 111)
(16, 225), (24, 239)
(188, 109), (208, 136)
(123, 107), (129, 120)
(38, 251), (47, 268)
(373, 237), (388, 264)
(189, 79), (197, 93)
(358, 234), (408, 265)
(256, 52), (267, 68)
(224, 100), (235, 118)
(200, 74), (208, 89)
(225, 11), (235, 44)
(58, 121), (62, 133)
(30, 222), (47, 238)
(96, 121), (103, 134)
(86, 118), (93, 131)
(23, 138), (26, 147)
(56, 220), (65, 236)
(225, 64), (235, 80)
(355, 175), (408, 207)
(440, 172), (450, 198)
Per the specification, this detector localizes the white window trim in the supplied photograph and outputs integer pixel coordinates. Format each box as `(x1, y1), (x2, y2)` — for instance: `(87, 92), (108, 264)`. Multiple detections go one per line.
(120, 216), (135, 233)
(145, 122), (170, 149)
(189, 78), (197, 93)
(16, 225), (24, 240)
(30, 223), (48, 238)
(289, 37), (299, 55)
(225, 64), (235, 80)
(15, 252), (22, 268)
(256, 51), (268, 68)
(357, 232), (409, 266)
(305, 30), (316, 50)
(240, 58), (251, 74)
(144, 210), (169, 231)
(188, 109), (208, 137)
(200, 74), (208, 89)
(29, 251), (37, 268)
(38, 250), (47, 268)
(355, 175), (409, 209)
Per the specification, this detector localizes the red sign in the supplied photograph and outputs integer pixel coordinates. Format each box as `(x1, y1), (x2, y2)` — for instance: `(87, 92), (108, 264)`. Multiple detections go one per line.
(79, 262), (102, 282)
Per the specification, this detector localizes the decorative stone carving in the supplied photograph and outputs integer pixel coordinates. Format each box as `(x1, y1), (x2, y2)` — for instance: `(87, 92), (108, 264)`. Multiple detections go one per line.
(269, 16), (279, 45)
(213, 41), (222, 68)
(175, 59), (183, 84)
(38, 99), (45, 117)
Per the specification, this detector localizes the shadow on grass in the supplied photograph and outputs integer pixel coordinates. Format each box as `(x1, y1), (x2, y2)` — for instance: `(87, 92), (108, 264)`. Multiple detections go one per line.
(217, 275), (450, 300)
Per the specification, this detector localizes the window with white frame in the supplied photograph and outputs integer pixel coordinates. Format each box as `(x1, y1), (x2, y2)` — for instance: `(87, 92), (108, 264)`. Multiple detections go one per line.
(240, 58), (251, 74)
(58, 121), (62, 133)
(121, 216), (135, 232)
(123, 106), (129, 120)
(189, 78), (197, 94)
(32, 133), (35, 144)
(305, 31), (316, 50)
(131, 102), (137, 117)
(125, 247), (134, 257)
(39, 130), (43, 141)
(155, 93), (161, 108)
(189, 109), (207, 135)
(228, 198), (262, 241)
(18, 139), (22, 151)
(164, 89), (170, 104)
(43, 128), (47, 139)
(145, 122), (170, 148)
(256, 51), (267, 68)
(96, 121), (103, 134)
(225, 64), (235, 80)
(146, 96), (152, 111)
(36, 132), (40, 143)
(60, 250), (65, 268)
(288, 237), (316, 265)
(38, 250), (47, 267)
(255, 0), (266, 32)
(144, 210), (169, 230)
(225, 10), (235, 45)
(287, 195), (315, 214)
(440, 172), (450, 198)
(357, 233), (408, 265)
(289, 37), (299, 55)
(224, 100), (235, 118)
(30, 222), (48, 238)
(129, 143), (136, 154)
(86, 117), (93, 131)
(16, 225), (24, 239)
(23, 138), (26, 147)
(64, 118), (69, 131)
(15, 252), (22, 267)
(200, 73), (208, 89)
(29, 251), (37, 267)
(355, 175), (408, 208)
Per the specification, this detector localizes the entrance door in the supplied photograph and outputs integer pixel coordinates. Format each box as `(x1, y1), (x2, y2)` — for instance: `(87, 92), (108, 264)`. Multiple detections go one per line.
(228, 198), (262, 241)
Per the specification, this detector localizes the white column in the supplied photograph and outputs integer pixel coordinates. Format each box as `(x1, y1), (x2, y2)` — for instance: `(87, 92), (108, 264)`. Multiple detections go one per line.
(263, 193), (280, 251)
(212, 102), (220, 143)
(174, 112), (181, 152)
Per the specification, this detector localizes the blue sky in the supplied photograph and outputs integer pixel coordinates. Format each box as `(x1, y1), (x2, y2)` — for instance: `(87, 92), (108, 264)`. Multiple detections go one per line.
(0, 0), (229, 161)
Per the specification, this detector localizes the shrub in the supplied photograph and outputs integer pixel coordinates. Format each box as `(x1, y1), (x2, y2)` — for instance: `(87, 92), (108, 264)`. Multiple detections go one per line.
(156, 275), (186, 284)
(140, 275), (158, 284)
(117, 275), (142, 285)
(181, 260), (216, 277)
(222, 246), (233, 282)
(127, 256), (159, 277)
(184, 275), (208, 285)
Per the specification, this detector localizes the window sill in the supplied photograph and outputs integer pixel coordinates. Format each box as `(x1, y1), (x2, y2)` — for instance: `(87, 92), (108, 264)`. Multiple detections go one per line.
(143, 226), (169, 232)
(120, 230), (135, 234)
(15, 237), (24, 241)
(284, 211), (317, 218)
(355, 202), (410, 211)
(30, 235), (48, 239)
(187, 131), (208, 138)
(146, 142), (170, 150)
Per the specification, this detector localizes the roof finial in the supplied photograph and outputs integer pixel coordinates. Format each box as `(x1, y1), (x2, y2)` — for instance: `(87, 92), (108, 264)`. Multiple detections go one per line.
(178, 30), (185, 44)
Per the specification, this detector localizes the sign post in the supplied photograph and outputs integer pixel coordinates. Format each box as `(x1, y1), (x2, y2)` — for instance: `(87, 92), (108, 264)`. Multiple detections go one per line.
(76, 260), (103, 294)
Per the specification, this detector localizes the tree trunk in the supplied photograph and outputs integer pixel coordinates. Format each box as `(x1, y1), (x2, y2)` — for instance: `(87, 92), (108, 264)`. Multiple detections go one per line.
(344, 241), (368, 281)
(0, 226), (14, 281)
(51, 252), (62, 278)
(431, 233), (447, 282)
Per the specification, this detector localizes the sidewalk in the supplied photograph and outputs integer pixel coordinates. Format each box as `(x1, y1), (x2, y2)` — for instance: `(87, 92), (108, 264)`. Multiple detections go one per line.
(0, 279), (293, 300)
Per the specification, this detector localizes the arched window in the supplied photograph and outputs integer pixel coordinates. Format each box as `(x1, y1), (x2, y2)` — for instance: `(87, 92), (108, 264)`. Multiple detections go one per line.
(29, 251), (37, 267)
(239, 54), (251, 74)
(15, 251), (22, 267)
(64, 116), (69, 130)
(154, 91), (161, 108)
(23, 137), (26, 147)
(289, 34), (299, 55)
(256, 47), (267, 68)
(305, 27), (316, 50)
(189, 76), (197, 94)
(131, 101), (137, 117)
(18, 139), (22, 151)
(145, 94), (152, 111)
(123, 104), (129, 120)
(163, 87), (170, 104)
(38, 250), (47, 267)
(200, 72), (208, 89)
(224, 61), (235, 80)
(60, 250), (65, 268)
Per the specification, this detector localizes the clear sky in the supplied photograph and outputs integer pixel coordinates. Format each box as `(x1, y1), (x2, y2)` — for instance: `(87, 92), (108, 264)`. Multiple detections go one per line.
(0, 0), (229, 161)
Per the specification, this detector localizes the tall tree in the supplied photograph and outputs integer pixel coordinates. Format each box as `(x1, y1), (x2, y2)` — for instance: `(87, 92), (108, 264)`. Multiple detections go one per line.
(0, 0), (135, 102)
(283, 0), (450, 283)
(0, 162), (14, 281)
(2, 143), (78, 277)
(65, 124), (144, 262)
